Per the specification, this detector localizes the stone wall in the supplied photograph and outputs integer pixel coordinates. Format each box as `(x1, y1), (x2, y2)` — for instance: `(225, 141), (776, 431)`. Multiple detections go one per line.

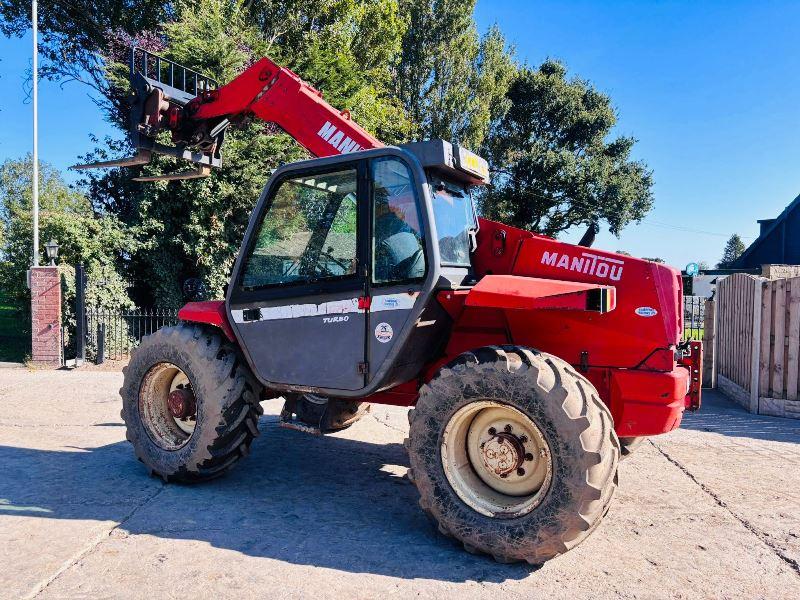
(30, 267), (61, 366)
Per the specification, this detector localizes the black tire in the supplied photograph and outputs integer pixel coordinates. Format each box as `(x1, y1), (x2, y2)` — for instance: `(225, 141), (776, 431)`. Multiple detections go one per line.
(407, 346), (619, 564)
(120, 324), (263, 482)
(619, 436), (645, 460)
(291, 394), (369, 432)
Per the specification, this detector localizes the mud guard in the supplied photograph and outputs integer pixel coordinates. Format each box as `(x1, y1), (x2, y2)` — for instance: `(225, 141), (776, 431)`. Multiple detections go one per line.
(465, 275), (616, 313)
(177, 300), (236, 342)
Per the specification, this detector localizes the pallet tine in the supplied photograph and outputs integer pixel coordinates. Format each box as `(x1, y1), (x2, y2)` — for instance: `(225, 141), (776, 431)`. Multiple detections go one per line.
(72, 150), (152, 171)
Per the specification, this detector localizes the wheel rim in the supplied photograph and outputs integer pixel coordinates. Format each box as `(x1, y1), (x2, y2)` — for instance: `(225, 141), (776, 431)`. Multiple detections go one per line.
(139, 362), (197, 450)
(441, 401), (552, 518)
(169, 371), (197, 436)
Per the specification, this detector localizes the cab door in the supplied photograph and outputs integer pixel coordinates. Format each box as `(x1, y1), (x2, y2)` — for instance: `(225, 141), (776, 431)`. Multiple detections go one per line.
(366, 156), (429, 383)
(228, 161), (368, 390)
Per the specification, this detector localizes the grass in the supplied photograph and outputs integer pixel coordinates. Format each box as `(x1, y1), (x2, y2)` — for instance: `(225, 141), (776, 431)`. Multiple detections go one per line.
(682, 327), (705, 342)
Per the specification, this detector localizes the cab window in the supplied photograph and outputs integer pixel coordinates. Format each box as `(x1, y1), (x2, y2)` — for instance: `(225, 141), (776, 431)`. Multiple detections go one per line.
(431, 182), (474, 267)
(371, 157), (426, 284)
(241, 167), (358, 289)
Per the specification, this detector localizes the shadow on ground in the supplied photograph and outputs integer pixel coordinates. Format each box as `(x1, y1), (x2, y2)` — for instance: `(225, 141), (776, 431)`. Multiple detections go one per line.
(0, 414), (529, 583)
(679, 389), (800, 444)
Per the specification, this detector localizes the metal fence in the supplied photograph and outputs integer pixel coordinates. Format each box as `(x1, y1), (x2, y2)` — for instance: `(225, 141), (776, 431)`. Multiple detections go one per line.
(683, 295), (706, 341)
(85, 307), (179, 361)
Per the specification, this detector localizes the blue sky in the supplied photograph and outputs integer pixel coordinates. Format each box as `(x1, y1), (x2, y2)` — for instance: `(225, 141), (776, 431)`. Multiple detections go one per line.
(474, 1), (800, 266)
(2, 1), (799, 268)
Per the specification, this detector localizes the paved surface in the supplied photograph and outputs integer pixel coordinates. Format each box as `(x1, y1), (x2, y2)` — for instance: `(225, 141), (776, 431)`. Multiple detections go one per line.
(1, 368), (799, 599)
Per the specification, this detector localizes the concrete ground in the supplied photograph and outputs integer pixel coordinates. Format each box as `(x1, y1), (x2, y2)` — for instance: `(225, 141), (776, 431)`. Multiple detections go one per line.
(1, 368), (799, 599)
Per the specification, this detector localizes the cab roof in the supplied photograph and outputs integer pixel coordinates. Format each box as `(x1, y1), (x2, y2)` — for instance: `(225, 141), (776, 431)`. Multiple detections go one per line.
(400, 140), (490, 186)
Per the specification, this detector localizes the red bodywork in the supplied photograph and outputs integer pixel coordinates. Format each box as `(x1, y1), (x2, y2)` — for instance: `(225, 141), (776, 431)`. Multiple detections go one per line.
(172, 55), (699, 439)
(182, 219), (699, 438)
(178, 301), (235, 342)
(424, 218), (698, 437)
(184, 57), (383, 159)
(465, 275), (616, 312)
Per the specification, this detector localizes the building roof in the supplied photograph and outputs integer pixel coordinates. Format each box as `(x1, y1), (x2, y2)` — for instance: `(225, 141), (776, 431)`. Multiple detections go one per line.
(733, 192), (800, 268)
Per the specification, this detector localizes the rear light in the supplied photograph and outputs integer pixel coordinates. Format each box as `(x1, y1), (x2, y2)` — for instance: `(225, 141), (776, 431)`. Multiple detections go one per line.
(678, 340), (702, 410)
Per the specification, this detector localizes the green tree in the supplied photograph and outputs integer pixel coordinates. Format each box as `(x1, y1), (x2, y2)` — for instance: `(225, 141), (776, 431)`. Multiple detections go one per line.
(82, 0), (412, 306)
(395, 1), (515, 149)
(0, 155), (133, 309)
(481, 61), (654, 238)
(3, 0), (655, 307)
(717, 234), (746, 268)
(224, 0), (411, 143)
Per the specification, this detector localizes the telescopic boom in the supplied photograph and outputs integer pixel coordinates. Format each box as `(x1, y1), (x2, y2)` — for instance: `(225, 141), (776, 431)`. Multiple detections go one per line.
(75, 47), (383, 181)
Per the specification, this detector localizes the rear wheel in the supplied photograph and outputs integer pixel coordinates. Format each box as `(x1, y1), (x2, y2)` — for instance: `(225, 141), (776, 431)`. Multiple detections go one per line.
(407, 346), (619, 564)
(120, 324), (263, 482)
(291, 394), (369, 432)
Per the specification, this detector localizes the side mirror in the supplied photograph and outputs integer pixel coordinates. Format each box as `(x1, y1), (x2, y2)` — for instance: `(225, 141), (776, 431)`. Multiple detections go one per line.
(469, 229), (478, 253)
(578, 222), (599, 248)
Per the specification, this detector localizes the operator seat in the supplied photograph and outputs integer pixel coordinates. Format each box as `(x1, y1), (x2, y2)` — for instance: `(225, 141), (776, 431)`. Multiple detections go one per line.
(374, 194), (425, 282)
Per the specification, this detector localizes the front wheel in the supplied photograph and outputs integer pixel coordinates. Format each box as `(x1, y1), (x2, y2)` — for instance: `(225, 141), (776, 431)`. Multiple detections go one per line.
(407, 346), (619, 564)
(120, 324), (263, 482)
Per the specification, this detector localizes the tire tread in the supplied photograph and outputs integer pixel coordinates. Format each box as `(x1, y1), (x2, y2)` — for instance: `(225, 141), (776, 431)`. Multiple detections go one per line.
(121, 323), (263, 483)
(407, 345), (619, 564)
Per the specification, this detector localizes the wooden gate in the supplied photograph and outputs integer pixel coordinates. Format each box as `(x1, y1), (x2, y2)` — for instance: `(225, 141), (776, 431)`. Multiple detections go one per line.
(756, 277), (800, 417)
(715, 274), (759, 401)
(715, 272), (800, 418)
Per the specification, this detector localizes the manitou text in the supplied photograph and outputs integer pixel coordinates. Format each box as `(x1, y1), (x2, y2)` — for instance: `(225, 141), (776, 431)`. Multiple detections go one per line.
(541, 251), (624, 281)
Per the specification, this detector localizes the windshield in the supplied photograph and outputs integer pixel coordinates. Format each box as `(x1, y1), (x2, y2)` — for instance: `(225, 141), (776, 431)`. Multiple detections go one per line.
(431, 182), (476, 267)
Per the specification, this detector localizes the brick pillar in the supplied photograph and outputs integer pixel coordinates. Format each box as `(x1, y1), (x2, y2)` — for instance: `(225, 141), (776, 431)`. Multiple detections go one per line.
(30, 266), (61, 366)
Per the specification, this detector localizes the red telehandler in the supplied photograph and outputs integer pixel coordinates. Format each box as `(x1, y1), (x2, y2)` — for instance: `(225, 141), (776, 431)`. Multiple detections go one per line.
(77, 48), (702, 564)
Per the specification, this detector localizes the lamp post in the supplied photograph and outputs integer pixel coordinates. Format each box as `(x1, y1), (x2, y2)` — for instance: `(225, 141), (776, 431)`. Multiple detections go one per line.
(32, 0), (39, 267)
(45, 239), (59, 266)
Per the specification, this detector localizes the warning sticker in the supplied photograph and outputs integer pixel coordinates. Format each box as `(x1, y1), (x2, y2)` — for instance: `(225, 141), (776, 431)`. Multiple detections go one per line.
(375, 322), (393, 343)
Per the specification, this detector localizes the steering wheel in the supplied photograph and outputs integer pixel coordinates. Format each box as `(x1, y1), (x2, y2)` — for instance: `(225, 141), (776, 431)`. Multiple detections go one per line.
(318, 248), (351, 273)
(313, 264), (334, 277)
(391, 247), (424, 280)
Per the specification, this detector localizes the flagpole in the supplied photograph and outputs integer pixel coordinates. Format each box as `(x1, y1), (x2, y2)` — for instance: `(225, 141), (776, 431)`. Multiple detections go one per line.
(32, 0), (39, 266)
